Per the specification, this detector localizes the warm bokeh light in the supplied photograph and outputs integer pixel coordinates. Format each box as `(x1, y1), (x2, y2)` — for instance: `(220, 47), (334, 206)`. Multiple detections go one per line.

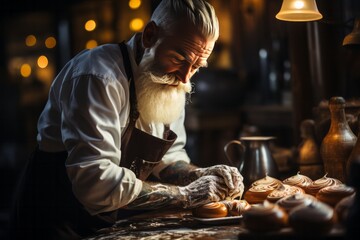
(129, 0), (141, 9)
(37, 55), (49, 69)
(129, 18), (144, 31)
(45, 36), (57, 48)
(36, 65), (55, 88)
(20, 64), (32, 77)
(86, 40), (98, 49)
(100, 29), (114, 42)
(25, 35), (37, 47)
(85, 20), (97, 31)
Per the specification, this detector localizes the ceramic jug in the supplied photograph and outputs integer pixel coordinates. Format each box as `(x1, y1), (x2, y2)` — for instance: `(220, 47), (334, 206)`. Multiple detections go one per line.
(320, 96), (357, 183)
(224, 136), (279, 189)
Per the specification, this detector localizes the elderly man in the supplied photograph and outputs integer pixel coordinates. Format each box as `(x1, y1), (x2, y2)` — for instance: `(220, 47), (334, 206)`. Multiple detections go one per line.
(12, 0), (244, 239)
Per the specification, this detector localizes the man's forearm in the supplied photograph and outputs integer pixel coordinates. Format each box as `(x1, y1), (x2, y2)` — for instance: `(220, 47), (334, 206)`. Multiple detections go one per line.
(124, 181), (184, 210)
(125, 161), (205, 210)
(159, 161), (199, 186)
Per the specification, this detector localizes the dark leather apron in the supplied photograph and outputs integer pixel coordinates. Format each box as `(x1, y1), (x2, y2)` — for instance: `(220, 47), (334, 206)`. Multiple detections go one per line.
(11, 42), (177, 239)
(118, 42), (177, 181)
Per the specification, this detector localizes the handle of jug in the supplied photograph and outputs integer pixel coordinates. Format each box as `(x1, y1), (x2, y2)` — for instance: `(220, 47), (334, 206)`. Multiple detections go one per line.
(224, 140), (246, 168)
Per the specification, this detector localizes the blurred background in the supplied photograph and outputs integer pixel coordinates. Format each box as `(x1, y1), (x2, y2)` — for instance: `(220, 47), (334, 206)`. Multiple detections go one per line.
(1, 0), (360, 237)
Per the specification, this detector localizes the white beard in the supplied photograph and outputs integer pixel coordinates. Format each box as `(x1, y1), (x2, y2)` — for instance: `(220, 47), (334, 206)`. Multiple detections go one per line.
(135, 46), (192, 125)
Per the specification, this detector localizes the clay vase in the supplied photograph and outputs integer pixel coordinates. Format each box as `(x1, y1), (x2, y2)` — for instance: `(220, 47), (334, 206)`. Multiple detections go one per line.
(297, 119), (324, 179)
(320, 97), (357, 182)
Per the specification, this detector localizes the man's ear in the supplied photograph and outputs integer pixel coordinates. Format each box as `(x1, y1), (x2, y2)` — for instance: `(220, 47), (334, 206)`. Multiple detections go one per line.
(142, 21), (159, 48)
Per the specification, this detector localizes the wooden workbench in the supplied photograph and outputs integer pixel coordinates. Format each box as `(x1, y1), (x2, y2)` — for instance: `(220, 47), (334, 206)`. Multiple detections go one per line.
(83, 208), (345, 240)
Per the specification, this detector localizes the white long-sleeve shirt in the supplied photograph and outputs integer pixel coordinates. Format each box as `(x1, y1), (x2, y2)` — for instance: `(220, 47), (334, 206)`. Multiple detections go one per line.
(36, 34), (190, 215)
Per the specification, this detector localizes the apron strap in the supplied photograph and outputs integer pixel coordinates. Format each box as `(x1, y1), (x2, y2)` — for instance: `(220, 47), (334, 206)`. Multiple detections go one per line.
(164, 124), (171, 139)
(119, 41), (139, 122)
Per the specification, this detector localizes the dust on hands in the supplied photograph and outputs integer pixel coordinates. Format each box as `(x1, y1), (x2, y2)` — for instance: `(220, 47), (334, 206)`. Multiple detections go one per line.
(193, 165), (244, 200)
(178, 175), (229, 208)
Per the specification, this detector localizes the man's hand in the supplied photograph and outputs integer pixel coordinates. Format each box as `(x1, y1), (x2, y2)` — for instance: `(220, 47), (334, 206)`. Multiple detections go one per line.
(192, 165), (244, 200)
(178, 175), (229, 208)
(125, 175), (229, 210)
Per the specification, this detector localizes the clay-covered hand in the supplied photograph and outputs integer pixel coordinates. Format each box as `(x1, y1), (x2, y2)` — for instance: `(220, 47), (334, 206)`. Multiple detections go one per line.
(192, 165), (244, 200)
(178, 175), (229, 208)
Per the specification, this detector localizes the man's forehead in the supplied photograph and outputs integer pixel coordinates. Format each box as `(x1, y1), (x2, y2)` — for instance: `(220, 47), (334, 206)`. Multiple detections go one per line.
(167, 33), (215, 55)
(165, 22), (216, 51)
(176, 43), (213, 58)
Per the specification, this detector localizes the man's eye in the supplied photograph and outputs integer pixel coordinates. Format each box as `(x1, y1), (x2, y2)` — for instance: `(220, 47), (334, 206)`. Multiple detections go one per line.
(171, 58), (182, 64)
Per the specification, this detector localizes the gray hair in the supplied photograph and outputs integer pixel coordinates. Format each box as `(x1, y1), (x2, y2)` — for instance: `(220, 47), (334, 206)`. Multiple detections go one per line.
(151, 0), (219, 40)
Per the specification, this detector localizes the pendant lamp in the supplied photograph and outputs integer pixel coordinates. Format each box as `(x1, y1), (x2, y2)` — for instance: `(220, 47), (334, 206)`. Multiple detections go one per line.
(276, 0), (323, 22)
(343, 17), (360, 48)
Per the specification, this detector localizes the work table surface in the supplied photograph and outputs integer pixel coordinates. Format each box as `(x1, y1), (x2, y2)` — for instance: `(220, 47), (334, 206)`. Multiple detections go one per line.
(83, 208), (345, 240)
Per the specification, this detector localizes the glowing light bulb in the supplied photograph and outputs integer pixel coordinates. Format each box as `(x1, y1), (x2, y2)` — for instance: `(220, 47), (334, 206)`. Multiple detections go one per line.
(129, 0), (141, 9)
(37, 55), (48, 69)
(85, 20), (96, 31)
(45, 37), (56, 48)
(294, 0), (305, 9)
(25, 35), (36, 47)
(86, 40), (98, 49)
(129, 18), (144, 31)
(20, 64), (31, 77)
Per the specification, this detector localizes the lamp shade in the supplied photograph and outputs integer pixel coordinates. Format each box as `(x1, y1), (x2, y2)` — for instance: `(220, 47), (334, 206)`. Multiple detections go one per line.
(343, 17), (360, 47)
(276, 0), (323, 22)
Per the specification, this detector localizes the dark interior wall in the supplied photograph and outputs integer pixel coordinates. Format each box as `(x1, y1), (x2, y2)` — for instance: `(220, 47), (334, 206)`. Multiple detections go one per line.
(287, 0), (360, 143)
(226, 0), (360, 145)
(230, 0), (290, 106)
(1, 0), (360, 171)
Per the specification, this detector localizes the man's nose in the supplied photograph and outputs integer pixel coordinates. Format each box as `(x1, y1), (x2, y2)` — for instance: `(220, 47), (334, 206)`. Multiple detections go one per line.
(177, 65), (192, 83)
